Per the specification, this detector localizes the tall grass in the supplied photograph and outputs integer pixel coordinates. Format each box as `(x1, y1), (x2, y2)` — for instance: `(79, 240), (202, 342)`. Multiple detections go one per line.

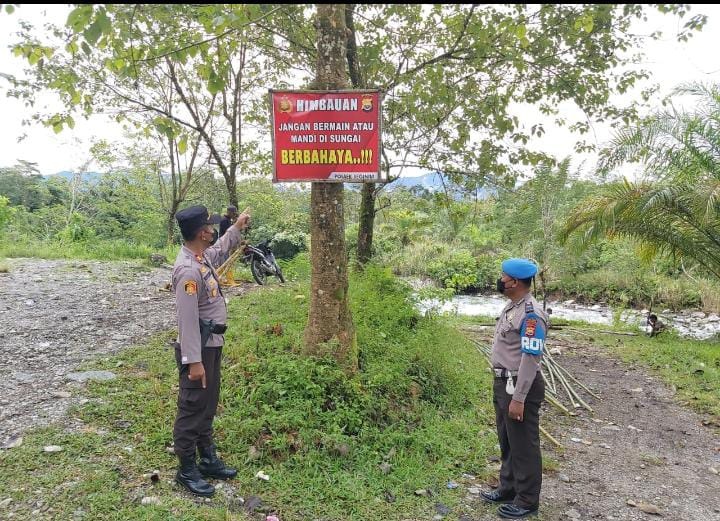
(0, 238), (179, 263)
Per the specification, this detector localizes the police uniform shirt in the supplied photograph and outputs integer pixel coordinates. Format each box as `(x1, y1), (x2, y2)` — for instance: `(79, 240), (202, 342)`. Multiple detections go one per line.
(172, 226), (242, 364)
(491, 293), (548, 403)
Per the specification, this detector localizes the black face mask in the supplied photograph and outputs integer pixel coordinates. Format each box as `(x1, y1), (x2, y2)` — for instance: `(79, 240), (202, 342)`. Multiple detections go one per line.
(496, 278), (506, 294)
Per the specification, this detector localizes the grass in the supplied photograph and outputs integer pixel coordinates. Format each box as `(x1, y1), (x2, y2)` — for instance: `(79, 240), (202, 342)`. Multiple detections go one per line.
(0, 256), (501, 520)
(594, 329), (720, 422)
(0, 238), (179, 263)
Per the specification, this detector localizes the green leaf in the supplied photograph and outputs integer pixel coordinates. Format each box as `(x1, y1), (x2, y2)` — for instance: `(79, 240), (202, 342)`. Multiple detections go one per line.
(5, 5), (15, 14)
(83, 19), (102, 46)
(27, 50), (40, 66)
(207, 70), (225, 95)
(81, 41), (91, 55)
(177, 136), (188, 154)
(65, 115), (75, 129)
(52, 122), (63, 134)
(515, 24), (526, 40)
(67, 5), (93, 33)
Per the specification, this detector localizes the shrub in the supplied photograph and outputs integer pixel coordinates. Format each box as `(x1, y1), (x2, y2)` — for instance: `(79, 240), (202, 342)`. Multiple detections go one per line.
(428, 249), (479, 292)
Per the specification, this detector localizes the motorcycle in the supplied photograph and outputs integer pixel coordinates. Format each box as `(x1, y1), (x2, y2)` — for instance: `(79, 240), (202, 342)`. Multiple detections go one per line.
(242, 239), (285, 285)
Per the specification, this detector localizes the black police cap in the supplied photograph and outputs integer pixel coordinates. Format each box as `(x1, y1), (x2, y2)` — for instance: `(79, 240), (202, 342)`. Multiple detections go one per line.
(176, 205), (222, 237)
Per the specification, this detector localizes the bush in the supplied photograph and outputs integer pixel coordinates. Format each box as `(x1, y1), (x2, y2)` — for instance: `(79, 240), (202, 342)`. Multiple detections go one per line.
(270, 231), (308, 259)
(428, 249), (479, 292)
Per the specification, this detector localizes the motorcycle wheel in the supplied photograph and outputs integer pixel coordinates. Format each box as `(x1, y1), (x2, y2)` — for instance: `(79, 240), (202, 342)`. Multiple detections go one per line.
(275, 264), (285, 283)
(251, 259), (267, 285)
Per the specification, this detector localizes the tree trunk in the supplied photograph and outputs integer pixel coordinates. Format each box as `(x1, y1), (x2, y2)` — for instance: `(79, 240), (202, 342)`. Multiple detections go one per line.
(303, 4), (357, 372)
(344, 4), (377, 267)
(357, 183), (376, 265)
(226, 171), (238, 209)
(167, 200), (180, 246)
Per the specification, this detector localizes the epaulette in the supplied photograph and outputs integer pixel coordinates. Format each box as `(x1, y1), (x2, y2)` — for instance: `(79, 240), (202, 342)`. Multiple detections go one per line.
(525, 300), (534, 314)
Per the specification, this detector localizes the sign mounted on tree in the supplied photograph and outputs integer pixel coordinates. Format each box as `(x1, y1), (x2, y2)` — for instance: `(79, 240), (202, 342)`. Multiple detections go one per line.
(270, 90), (383, 183)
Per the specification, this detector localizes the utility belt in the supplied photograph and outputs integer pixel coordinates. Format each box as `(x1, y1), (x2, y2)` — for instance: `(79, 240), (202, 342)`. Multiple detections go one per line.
(200, 319), (227, 349)
(493, 368), (518, 378)
(493, 367), (519, 394)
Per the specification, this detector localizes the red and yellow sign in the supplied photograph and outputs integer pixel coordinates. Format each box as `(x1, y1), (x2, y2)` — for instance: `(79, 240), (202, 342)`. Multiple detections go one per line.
(270, 90), (383, 183)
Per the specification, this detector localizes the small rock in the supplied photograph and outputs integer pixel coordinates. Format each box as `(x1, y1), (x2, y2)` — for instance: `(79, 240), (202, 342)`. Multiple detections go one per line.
(570, 438), (582, 443)
(467, 487), (481, 495)
(565, 508), (581, 519)
(0, 498), (12, 508)
(709, 467), (718, 475)
(640, 464), (646, 469)
(626, 499), (637, 507)
(581, 439), (593, 446)
(630, 388), (643, 393)
(628, 425), (642, 432)
(599, 443), (612, 449)
(255, 470), (270, 481)
(379, 462), (392, 475)
(1, 435), (23, 449)
(559, 473), (571, 483)
(247, 446), (261, 461)
(43, 445), (63, 453)
(141, 496), (160, 506)
(165, 446), (175, 455)
(66, 371), (116, 383)
(446, 481), (458, 489)
(637, 502), (662, 515)
(549, 348), (562, 355)
(215, 483), (223, 490)
(25, 299), (35, 306)
(39, 342), (51, 348)
(414, 489), (428, 496)
(244, 496), (263, 513)
(601, 425), (621, 432)
(435, 503), (450, 516)
(266, 516), (280, 521)
(51, 391), (72, 399)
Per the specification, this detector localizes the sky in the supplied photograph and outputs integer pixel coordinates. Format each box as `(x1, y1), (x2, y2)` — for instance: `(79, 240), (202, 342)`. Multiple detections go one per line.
(1, 4), (720, 177)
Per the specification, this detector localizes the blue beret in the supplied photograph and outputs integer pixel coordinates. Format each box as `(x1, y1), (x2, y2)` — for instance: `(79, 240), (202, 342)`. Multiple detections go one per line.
(501, 258), (538, 279)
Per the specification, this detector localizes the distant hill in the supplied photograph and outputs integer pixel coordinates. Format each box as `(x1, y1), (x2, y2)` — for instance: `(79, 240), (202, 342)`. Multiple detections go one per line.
(44, 171), (104, 183)
(385, 172), (493, 199)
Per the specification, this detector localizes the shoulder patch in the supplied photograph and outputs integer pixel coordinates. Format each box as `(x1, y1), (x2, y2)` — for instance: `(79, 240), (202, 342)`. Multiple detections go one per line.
(524, 318), (538, 337)
(184, 280), (197, 295)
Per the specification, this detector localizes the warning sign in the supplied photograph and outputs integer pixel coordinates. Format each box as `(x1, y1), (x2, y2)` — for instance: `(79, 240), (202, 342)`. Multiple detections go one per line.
(270, 90), (383, 182)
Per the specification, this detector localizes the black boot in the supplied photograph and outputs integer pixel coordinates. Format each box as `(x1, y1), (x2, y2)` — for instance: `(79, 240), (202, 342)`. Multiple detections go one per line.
(198, 444), (237, 480)
(176, 454), (215, 497)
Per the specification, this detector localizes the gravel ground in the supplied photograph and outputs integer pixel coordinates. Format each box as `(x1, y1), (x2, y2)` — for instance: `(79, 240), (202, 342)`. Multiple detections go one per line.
(0, 258), (177, 446)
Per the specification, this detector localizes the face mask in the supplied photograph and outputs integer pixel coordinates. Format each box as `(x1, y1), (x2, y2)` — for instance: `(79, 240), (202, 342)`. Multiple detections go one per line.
(496, 278), (506, 294)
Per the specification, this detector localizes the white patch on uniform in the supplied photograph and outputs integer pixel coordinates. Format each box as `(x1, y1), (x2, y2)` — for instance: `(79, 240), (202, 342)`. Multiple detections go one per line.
(182, 356), (188, 362)
(521, 337), (544, 354)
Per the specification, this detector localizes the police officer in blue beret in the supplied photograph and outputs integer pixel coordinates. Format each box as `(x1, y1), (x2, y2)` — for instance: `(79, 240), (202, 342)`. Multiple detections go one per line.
(482, 258), (547, 518)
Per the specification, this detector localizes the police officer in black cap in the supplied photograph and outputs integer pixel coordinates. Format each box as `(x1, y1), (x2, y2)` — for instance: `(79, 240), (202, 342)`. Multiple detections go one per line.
(171, 205), (249, 497)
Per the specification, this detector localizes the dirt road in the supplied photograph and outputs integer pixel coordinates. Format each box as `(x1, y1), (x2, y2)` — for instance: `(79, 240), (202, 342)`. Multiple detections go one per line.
(460, 329), (720, 520)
